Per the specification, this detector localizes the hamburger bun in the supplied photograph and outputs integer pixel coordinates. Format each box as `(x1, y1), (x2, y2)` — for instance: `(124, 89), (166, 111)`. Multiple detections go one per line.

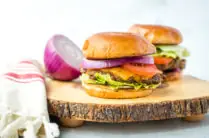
(164, 71), (182, 81)
(82, 32), (156, 59)
(128, 24), (183, 45)
(82, 82), (153, 99)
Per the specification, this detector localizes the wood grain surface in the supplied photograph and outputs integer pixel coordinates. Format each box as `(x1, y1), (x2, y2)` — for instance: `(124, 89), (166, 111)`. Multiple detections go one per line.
(47, 75), (209, 122)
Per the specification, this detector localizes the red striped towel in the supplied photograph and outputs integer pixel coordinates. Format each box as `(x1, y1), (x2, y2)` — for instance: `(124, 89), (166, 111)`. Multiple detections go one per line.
(0, 60), (59, 138)
(3, 61), (44, 83)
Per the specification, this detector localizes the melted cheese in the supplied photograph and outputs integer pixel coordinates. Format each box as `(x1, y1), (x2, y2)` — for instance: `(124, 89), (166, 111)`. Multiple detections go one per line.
(100, 67), (142, 81)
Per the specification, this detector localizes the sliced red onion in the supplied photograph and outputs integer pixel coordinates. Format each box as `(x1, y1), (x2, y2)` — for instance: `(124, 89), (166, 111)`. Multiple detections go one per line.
(173, 68), (181, 72)
(131, 56), (154, 64)
(81, 56), (154, 69)
(44, 34), (83, 80)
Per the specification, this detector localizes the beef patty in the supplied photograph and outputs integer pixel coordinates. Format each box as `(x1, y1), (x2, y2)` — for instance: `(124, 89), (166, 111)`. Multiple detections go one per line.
(82, 67), (162, 85)
(156, 59), (186, 71)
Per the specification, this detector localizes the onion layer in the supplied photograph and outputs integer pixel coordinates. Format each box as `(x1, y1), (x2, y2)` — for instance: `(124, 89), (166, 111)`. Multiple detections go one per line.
(44, 34), (83, 81)
(81, 56), (154, 69)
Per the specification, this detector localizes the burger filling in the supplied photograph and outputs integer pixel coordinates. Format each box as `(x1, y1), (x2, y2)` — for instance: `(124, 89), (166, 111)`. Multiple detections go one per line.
(81, 65), (162, 90)
(152, 45), (189, 72)
(156, 58), (186, 71)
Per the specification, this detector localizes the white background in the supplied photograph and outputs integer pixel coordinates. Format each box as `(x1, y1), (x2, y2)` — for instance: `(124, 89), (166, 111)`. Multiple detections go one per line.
(0, 0), (209, 80)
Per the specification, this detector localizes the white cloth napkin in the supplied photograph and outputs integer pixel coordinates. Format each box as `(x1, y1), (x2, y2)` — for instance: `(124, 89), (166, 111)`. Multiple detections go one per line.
(0, 60), (60, 138)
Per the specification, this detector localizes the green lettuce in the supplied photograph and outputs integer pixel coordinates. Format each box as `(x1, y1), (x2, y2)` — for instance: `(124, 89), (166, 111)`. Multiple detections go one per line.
(153, 45), (190, 59)
(81, 73), (160, 90)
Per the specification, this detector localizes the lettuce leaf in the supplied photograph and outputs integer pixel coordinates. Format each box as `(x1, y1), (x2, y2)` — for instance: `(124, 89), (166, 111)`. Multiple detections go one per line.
(81, 73), (160, 90)
(153, 45), (190, 59)
(152, 51), (177, 58)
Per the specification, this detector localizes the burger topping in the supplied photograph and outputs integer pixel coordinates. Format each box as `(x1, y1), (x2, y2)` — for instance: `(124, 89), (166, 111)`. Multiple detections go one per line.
(81, 56), (154, 69)
(81, 73), (162, 90)
(152, 45), (188, 72)
(154, 57), (173, 64)
(156, 59), (186, 71)
(81, 67), (162, 90)
(153, 45), (190, 59)
(84, 67), (162, 83)
(122, 63), (162, 78)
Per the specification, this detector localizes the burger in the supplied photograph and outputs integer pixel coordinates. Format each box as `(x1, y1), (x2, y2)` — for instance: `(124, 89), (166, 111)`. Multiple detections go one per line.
(80, 32), (163, 99)
(128, 24), (190, 81)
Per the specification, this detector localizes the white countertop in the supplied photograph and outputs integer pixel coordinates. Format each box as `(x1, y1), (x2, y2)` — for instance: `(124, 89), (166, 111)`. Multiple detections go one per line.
(61, 114), (209, 138)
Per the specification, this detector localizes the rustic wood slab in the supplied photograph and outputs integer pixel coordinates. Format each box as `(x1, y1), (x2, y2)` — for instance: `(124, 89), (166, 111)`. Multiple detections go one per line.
(47, 75), (209, 123)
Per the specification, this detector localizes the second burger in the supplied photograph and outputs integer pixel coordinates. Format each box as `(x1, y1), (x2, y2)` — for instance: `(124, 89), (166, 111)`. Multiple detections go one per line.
(80, 32), (163, 99)
(128, 24), (190, 81)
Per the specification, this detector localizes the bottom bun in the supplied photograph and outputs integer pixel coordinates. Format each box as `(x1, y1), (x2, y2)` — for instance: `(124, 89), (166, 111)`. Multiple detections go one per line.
(82, 83), (153, 99)
(164, 71), (182, 81)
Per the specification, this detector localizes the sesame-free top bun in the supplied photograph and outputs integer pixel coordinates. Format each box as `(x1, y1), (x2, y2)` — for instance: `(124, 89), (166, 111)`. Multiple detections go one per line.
(82, 32), (156, 59)
(82, 82), (153, 99)
(128, 24), (183, 45)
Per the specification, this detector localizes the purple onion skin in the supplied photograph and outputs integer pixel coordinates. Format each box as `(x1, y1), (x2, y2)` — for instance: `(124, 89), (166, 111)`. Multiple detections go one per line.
(81, 56), (154, 69)
(44, 35), (81, 81)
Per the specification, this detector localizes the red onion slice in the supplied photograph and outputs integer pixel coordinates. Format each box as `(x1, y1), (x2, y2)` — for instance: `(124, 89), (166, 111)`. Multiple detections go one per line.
(131, 56), (154, 64)
(82, 58), (127, 69)
(81, 56), (154, 69)
(173, 68), (181, 72)
(44, 34), (83, 80)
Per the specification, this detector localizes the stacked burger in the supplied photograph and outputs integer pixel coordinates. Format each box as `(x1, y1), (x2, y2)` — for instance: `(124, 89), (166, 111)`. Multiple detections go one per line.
(80, 32), (163, 99)
(129, 25), (189, 81)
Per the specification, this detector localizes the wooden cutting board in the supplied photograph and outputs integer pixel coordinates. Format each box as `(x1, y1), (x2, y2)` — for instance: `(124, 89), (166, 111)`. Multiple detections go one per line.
(47, 75), (209, 123)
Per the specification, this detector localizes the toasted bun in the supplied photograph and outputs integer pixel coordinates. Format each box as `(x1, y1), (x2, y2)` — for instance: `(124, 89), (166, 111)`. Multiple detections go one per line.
(128, 24), (183, 45)
(82, 32), (156, 59)
(164, 71), (182, 81)
(82, 83), (153, 99)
